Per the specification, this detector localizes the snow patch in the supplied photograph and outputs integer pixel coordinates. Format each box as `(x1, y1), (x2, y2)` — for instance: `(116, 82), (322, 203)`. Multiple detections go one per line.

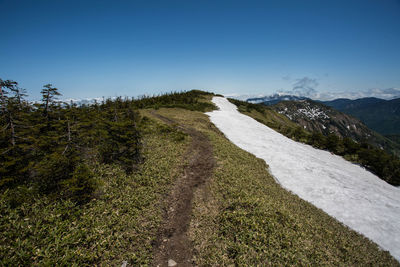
(278, 101), (329, 121)
(206, 97), (400, 261)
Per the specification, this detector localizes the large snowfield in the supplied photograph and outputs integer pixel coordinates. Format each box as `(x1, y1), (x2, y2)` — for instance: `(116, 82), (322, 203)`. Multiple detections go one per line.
(206, 97), (400, 261)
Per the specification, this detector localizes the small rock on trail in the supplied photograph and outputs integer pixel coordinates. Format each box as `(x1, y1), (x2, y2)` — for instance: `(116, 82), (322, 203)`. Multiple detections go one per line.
(168, 259), (177, 266)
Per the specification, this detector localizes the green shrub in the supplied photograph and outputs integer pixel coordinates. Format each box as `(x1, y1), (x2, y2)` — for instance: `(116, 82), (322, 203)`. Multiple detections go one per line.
(34, 153), (75, 194)
(99, 119), (141, 173)
(61, 164), (96, 204)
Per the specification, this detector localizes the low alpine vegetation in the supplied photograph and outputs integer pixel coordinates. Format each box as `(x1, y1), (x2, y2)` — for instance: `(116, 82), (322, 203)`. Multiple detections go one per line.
(149, 108), (398, 266)
(0, 80), (212, 265)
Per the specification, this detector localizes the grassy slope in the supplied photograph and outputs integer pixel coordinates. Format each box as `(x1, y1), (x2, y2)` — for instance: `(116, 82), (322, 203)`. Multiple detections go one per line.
(151, 107), (398, 266)
(0, 118), (189, 266)
(1, 93), (398, 265)
(387, 134), (400, 146)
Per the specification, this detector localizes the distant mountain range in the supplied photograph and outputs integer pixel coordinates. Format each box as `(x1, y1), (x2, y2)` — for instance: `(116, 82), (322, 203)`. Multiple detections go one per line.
(270, 99), (400, 156)
(247, 94), (400, 156)
(322, 97), (400, 136)
(247, 94), (308, 105)
(248, 95), (400, 135)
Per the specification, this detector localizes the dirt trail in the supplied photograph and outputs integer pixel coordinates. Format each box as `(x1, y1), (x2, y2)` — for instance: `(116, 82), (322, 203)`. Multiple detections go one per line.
(152, 112), (215, 267)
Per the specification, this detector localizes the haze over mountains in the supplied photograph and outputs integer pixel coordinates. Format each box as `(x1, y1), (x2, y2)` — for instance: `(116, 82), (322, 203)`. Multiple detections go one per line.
(239, 84), (400, 101)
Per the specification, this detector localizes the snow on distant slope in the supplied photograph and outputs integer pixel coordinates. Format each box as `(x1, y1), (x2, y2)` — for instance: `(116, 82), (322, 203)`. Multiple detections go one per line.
(206, 97), (400, 261)
(277, 101), (330, 120)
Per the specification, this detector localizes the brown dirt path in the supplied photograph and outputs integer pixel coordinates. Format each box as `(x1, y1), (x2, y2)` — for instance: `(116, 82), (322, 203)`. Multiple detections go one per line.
(152, 112), (215, 267)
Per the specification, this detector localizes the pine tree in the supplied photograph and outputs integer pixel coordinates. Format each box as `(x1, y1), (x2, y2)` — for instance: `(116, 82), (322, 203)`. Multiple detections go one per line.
(41, 84), (61, 118)
(0, 79), (18, 146)
(0, 80), (32, 187)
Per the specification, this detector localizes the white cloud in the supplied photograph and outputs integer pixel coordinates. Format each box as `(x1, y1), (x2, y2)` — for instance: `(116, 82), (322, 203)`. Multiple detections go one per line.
(291, 77), (319, 97)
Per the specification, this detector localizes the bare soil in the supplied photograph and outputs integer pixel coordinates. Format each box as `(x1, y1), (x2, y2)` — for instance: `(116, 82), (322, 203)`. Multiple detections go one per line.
(152, 112), (215, 267)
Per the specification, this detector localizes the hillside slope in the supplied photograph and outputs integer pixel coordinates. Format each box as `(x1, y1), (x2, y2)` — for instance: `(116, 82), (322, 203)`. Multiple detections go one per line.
(208, 97), (400, 261)
(229, 98), (400, 186)
(323, 97), (400, 135)
(271, 99), (400, 156)
(1, 91), (398, 266)
(151, 106), (397, 266)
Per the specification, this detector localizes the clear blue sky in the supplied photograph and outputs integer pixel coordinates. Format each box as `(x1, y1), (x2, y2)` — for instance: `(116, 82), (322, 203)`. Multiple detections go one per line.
(1, 0), (399, 100)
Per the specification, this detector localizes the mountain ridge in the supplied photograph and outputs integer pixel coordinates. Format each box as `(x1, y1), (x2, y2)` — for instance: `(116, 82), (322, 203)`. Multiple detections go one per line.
(322, 97), (400, 135)
(270, 99), (400, 157)
(247, 94), (400, 145)
(247, 94), (309, 105)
